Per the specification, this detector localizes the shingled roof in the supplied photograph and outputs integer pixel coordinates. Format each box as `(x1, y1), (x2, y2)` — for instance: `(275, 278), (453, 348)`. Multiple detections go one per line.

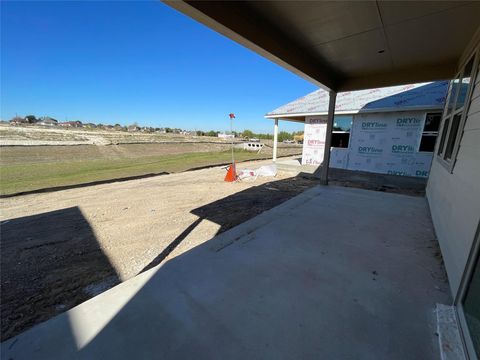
(266, 81), (449, 118)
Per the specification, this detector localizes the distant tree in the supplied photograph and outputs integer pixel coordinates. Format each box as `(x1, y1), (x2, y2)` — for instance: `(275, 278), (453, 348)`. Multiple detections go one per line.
(278, 131), (293, 142)
(256, 133), (273, 140)
(165, 127), (172, 133)
(25, 115), (37, 123)
(206, 130), (218, 137)
(196, 130), (205, 136)
(242, 129), (254, 138)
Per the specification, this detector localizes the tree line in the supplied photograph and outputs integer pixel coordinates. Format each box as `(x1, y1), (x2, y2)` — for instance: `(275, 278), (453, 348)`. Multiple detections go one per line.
(5, 115), (303, 140)
(194, 130), (302, 141)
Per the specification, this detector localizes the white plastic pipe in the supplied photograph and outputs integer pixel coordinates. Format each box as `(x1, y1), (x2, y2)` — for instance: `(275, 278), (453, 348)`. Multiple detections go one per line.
(273, 118), (279, 162)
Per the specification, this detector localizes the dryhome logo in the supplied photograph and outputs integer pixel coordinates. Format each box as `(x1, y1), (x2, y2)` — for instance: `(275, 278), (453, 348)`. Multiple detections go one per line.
(307, 139), (323, 146)
(358, 146), (383, 155)
(388, 170), (408, 176)
(392, 144), (415, 154)
(396, 117), (421, 128)
(416, 170), (429, 177)
(361, 121), (387, 130)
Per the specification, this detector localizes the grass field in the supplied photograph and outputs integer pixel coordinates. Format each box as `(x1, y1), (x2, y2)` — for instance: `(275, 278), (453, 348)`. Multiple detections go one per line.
(0, 144), (297, 195)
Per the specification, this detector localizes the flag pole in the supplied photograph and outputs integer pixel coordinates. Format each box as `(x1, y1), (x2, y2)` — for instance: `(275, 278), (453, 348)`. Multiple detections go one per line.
(230, 115), (234, 166)
(224, 113), (237, 182)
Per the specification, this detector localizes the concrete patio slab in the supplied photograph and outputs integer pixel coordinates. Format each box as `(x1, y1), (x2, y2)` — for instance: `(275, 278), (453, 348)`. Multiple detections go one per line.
(1, 185), (451, 359)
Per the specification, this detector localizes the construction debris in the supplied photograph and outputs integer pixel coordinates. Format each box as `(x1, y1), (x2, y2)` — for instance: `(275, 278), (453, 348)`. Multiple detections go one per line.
(238, 164), (277, 181)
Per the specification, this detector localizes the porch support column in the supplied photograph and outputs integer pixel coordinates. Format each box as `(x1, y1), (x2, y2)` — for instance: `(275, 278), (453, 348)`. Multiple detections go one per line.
(273, 118), (279, 162)
(320, 91), (337, 185)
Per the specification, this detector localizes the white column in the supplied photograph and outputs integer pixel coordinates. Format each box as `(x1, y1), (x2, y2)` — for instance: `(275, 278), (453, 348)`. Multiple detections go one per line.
(273, 118), (279, 162)
(320, 91), (337, 185)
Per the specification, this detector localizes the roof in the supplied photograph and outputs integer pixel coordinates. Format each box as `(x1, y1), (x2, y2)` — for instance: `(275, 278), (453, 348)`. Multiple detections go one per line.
(266, 81), (448, 119)
(39, 118), (58, 123)
(165, 1), (480, 91)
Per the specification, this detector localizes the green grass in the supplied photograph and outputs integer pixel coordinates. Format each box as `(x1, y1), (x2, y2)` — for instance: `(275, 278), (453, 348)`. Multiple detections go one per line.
(0, 148), (268, 196)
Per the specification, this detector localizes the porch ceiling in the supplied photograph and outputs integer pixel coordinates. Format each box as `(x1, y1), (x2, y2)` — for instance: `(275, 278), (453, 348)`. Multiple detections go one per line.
(164, 1), (480, 91)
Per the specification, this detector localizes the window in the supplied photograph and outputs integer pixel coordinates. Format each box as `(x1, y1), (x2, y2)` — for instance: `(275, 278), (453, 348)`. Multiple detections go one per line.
(437, 51), (478, 170)
(419, 112), (441, 152)
(332, 115), (352, 148)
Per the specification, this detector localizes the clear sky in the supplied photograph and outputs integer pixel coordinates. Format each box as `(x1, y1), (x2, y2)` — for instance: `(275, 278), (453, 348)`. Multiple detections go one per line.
(1, 1), (316, 133)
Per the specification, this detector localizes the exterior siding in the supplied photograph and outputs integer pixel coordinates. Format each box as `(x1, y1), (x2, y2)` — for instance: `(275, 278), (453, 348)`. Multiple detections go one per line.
(427, 66), (480, 295)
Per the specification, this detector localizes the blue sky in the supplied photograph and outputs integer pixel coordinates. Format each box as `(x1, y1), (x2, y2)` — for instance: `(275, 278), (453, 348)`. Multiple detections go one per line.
(1, 1), (316, 133)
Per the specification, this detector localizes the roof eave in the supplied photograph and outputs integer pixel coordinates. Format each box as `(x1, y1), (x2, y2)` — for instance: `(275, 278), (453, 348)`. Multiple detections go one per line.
(265, 104), (445, 120)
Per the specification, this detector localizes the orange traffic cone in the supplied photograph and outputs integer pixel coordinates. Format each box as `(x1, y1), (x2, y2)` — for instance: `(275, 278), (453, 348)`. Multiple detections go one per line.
(224, 163), (237, 182)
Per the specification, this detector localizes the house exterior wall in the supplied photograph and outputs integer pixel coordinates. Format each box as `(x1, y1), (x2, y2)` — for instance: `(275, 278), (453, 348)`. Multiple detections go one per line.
(345, 111), (433, 177)
(426, 64), (480, 295)
(302, 111), (437, 177)
(301, 117), (326, 166)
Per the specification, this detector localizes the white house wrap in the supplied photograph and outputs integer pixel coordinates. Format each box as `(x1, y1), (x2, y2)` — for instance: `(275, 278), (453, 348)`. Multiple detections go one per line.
(267, 81), (448, 178)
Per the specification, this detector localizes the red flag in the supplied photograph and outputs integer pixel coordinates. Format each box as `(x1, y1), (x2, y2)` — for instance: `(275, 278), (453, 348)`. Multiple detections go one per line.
(229, 113), (235, 119)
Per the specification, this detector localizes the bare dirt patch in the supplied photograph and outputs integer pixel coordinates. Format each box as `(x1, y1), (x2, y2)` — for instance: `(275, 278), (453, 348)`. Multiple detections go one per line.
(0, 160), (319, 341)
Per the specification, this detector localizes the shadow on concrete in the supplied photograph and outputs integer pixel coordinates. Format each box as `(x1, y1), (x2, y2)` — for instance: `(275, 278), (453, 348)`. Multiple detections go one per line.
(0, 207), (120, 342)
(139, 174), (320, 274)
(0, 166), (428, 346)
(141, 218), (204, 273)
(319, 167), (428, 196)
(276, 157), (427, 196)
(0, 184), (452, 359)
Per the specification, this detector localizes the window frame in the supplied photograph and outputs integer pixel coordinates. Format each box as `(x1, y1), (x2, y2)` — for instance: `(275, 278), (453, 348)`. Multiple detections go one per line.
(331, 115), (352, 149)
(455, 224), (480, 360)
(436, 50), (479, 172)
(418, 112), (442, 153)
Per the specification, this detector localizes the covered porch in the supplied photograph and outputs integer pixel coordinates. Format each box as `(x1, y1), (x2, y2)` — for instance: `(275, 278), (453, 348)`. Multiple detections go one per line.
(1, 185), (453, 359)
(2, 1), (478, 358)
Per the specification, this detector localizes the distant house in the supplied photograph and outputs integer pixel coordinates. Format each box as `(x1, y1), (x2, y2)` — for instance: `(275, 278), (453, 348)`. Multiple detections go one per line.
(180, 130), (196, 136)
(140, 127), (154, 133)
(59, 120), (82, 128)
(128, 125), (140, 132)
(156, 128), (167, 134)
(37, 117), (58, 126)
(9, 117), (28, 125)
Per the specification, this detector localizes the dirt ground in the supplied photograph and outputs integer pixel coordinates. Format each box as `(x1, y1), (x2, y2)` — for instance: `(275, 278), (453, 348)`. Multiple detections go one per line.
(0, 124), (283, 147)
(0, 159), (319, 341)
(0, 124), (229, 146)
